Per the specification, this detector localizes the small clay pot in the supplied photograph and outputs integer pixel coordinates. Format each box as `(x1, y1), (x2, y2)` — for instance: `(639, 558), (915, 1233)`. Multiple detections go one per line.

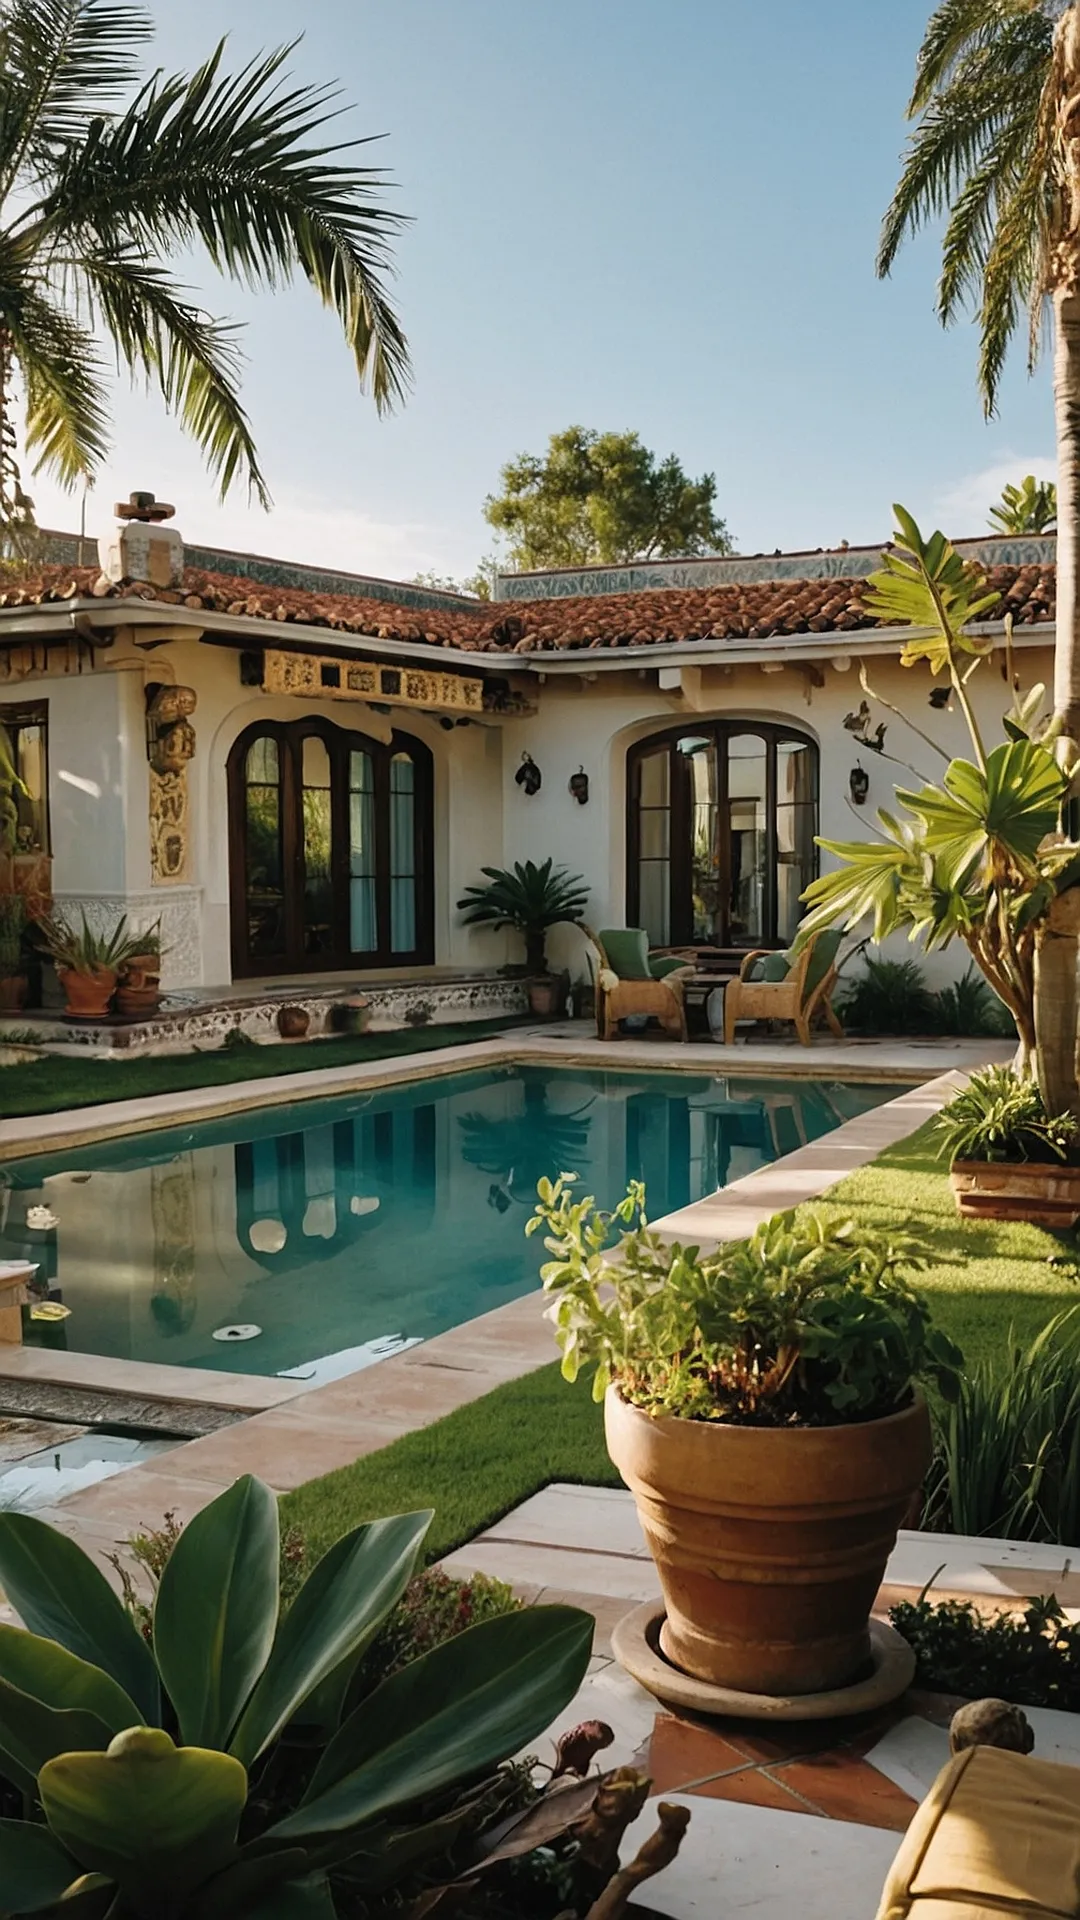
(277, 1005), (310, 1039)
(115, 954), (162, 1021)
(58, 965), (116, 1020)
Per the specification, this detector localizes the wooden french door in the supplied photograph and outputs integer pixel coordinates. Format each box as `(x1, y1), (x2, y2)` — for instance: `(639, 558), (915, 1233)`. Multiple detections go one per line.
(228, 718), (433, 977)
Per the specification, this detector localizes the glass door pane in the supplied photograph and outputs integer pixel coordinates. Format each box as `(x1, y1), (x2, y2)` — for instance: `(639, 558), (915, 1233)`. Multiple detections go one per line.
(775, 739), (817, 942)
(348, 750), (377, 953)
(679, 736), (720, 944)
(244, 736), (285, 961)
(726, 734), (767, 946)
(301, 734), (334, 959)
(636, 746), (670, 944)
(389, 753), (417, 953)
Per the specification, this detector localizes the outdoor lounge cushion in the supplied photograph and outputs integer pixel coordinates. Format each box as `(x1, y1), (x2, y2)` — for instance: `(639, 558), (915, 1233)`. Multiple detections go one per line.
(800, 926), (842, 998)
(598, 929), (652, 979)
(874, 1745), (1080, 1920)
(747, 952), (791, 984)
(649, 955), (690, 980)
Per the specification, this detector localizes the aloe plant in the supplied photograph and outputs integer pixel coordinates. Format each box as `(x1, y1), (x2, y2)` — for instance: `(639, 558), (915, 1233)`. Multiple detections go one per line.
(0, 1477), (593, 1918)
(457, 860), (589, 974)
(36, 910), (142, 975)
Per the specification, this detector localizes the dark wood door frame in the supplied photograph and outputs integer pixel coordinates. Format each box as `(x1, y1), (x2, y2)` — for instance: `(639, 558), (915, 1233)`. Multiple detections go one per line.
(227, 716), (434, 978)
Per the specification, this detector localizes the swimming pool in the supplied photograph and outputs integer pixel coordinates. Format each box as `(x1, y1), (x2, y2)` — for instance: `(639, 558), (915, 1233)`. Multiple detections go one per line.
(0, 1066), (901, 1379)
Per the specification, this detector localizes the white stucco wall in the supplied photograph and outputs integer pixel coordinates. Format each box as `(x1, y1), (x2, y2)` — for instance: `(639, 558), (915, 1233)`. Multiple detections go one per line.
(24, 628), (1056, 991)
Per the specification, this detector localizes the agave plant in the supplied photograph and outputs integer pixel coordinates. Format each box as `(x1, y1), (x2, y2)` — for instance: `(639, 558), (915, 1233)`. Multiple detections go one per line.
(0, 1476), (593, 1918)
(796, 508), (1080, 1110)
(457, 860), (589, 974)
(35, 910), (142, 975)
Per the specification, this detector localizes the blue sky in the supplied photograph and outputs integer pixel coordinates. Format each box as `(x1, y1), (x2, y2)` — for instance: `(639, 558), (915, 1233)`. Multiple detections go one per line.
(31, 0), (1058, 579)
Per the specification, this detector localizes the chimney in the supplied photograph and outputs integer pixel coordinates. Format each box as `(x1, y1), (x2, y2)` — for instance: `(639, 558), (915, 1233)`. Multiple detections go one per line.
(99, 491), (183, 589)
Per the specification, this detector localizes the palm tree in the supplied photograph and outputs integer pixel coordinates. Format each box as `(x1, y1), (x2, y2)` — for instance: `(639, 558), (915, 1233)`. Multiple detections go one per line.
(878, 2), (1080, 1117)
(0, 0), (410, 546)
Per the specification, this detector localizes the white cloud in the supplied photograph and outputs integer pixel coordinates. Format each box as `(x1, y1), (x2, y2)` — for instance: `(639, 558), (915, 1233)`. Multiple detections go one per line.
(933, 454), (1057, 535)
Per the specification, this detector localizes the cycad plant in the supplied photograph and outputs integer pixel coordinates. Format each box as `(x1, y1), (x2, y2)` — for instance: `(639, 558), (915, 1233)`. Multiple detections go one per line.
(457, 860), (589, 974)
(0, 1), (410, 545)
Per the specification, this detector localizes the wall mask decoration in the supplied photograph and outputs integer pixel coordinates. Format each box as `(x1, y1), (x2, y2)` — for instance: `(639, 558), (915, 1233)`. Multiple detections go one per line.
(515, 752), (542, 796)
(849, 762), (870, 806)
(568, 766), (589, 806)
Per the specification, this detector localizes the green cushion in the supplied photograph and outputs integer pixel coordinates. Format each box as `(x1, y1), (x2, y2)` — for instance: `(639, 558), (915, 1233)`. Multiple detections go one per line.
(599, 928), (651, 980)
(649, 955), (688, 980)
(797, 927), (843, 1000)
(748, 952), (790, 984)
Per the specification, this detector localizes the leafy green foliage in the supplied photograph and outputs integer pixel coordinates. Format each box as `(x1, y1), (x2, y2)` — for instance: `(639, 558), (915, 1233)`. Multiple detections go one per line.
(528, 1176), (962, 1425)
(934, 964), (1017, 1038)
(798, 509), (1080, 1079)
(0, 0), (410, 526)
(36, 909), (144, 975)
(989, 474), (1057, 534)
(837, 956), (937, 1034)
(891, 1592), (1080, 1713)
(483, 425), (733, 570)
(0, 1477), (593, 1918)
(457, 860), (589, 974)
(923, 1308), (1080, 1544)
(877, 2), (1055, 412)
(933, 1065), (1078, 1165)
(0, 723), (27, 854)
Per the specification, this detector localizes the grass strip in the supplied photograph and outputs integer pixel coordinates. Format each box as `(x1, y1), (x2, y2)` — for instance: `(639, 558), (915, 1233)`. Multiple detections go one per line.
(283, 1113), (1080, 1554)
(0, 1016), (532, 1119)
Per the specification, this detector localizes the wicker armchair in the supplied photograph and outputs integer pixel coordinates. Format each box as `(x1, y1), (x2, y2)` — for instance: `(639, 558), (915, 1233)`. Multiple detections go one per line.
(585, 927), (696, 1042)
(722, 927), (843, 1047)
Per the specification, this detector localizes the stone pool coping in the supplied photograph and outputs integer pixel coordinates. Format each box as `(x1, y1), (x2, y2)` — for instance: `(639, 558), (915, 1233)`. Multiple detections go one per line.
(0, 1056), (992, 1551)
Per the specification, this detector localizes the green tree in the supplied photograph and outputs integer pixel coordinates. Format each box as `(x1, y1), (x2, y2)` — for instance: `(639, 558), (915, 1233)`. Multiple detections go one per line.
(878, 1), (1080, 1116)
(483, 426), (732, 571)
(989, 475), (1058, 535)
(0, 0), (410, 548)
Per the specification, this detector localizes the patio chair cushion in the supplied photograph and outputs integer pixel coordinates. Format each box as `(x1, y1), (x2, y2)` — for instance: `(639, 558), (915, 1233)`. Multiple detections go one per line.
(598, 928), (651, 980)
(649, 955), (690, 980)
(748, 952), (791, 983)
(875, 1745), (1080, 1920)
(799, 927), (843, 1000)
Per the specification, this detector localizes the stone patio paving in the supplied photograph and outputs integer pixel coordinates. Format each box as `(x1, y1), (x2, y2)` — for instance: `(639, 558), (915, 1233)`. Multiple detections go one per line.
(447, 1486), (1080, 1920)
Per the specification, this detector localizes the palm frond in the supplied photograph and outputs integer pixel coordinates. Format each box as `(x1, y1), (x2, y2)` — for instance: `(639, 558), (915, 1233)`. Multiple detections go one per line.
(17, 292), (109, 484)
(936, 110), (1039, 322)
(69, 250), (268, 503)
(978, 146), (1048, 407)
(36, 39), (411, 410)
(908, 0), (1050, 113)
(0, 0), (152, 197)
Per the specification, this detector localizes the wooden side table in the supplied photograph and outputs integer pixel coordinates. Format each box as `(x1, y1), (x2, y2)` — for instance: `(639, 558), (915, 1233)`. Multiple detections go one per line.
(0, 1261), (36, 1346)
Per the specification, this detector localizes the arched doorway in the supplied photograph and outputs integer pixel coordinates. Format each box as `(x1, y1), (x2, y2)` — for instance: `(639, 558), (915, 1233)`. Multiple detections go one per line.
(626, 721), (819, 950)
(227, 718), (434, 976)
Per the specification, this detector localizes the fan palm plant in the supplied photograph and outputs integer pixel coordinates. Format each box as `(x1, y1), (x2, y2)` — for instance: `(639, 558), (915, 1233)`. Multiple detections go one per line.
(457, 860), (589, 974)
(879, 2), (1080, 1111)
(0, 0), (410, 547)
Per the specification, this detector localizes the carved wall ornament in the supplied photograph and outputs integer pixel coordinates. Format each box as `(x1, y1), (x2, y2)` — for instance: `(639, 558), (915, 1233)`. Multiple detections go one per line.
(260, 648), (484, 716)
(146, 684), (197, 885)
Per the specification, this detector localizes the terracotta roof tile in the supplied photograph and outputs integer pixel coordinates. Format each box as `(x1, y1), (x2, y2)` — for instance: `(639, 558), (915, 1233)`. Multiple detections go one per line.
(0, 560), (1057, 653)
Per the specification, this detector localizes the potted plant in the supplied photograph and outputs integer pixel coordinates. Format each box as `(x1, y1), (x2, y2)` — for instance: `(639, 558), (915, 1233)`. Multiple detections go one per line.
(529, 1175), (962, 1698)
(458, 859), (588, 1017)
(116, 920), (165, 1020)
(796, 508), (1080, 1224)
(935, 1065), (1080, 1226)
(38, 910), (140, 1020)
(0, 891), (27, 1011)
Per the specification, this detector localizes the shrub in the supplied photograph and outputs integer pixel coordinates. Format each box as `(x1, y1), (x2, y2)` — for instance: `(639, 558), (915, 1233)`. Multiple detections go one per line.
(837, 956), (936, 1035)
(933, 965), (1017, 1038)
(933, 1065), (1078, 1165)
(923, 1310), (1080, 1544)
(529, 1176), (962, 1426)
(891, 1592), (1080, 1712)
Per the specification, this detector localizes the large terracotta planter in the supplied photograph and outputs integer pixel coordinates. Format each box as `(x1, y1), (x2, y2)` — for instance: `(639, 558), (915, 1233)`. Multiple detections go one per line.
(0, 974), (28, 1012)
(950, 1159), (1080, 1228)
(58, 965), (117, 1020)
(605, 1385), (931, 1696)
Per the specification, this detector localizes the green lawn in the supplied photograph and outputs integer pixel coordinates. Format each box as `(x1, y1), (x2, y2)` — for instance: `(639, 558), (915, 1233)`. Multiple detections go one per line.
(0, 1015), (532, 1119)
(282, 1115), (1080, 1559)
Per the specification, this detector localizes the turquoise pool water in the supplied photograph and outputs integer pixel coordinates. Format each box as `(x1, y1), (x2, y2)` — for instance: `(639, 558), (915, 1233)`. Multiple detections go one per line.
(0, 1066), (900, 1379)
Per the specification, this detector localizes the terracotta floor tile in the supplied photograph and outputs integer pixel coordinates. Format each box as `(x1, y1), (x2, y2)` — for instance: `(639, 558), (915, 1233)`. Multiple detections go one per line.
(647, 1713), (755, 1793)
(768, 1755), (919, 1831)
(718, 1702), (906, 1767)
(685, 1767), (814, 1812)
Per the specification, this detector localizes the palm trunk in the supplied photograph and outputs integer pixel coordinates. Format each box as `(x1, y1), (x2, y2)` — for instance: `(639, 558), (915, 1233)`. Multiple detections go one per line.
(1041, 284), (1080, 1119)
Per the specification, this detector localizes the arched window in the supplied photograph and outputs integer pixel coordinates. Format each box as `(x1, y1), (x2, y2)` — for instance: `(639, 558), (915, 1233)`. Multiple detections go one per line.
(627, 723), (818, 950)
(228, 719), (433, 975)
